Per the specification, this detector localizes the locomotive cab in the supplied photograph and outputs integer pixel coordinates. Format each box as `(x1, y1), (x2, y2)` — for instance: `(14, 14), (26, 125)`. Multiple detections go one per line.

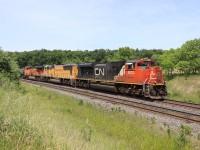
(138, 59), (167, 99)
(115, 59), (167, 99)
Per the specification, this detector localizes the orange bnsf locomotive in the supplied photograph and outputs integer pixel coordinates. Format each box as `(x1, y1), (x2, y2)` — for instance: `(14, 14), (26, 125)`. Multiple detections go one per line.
(23, 58), (167, 99)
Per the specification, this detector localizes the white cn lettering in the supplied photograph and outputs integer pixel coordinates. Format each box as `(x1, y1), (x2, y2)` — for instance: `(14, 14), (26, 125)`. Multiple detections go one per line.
(95, 68), (105, 76)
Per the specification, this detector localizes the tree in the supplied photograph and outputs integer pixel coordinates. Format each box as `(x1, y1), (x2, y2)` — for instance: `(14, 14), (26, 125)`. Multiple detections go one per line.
(159, 49), (176, 76)
(114, 47), (134, 60)
(176, 38), (200, 73)
(176, 61), (190, 79)
(0, 49), (20, 81)
(161, 59), (175, 76)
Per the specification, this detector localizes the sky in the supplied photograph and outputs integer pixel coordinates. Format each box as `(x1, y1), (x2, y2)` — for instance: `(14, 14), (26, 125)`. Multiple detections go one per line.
(0, 0), (200, 52)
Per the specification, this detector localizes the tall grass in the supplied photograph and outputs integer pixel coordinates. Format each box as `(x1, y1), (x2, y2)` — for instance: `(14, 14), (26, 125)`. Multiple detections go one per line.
(0, 77), (199, 149)
(167, 75), (200, 104)
(0, 76), (55, 149)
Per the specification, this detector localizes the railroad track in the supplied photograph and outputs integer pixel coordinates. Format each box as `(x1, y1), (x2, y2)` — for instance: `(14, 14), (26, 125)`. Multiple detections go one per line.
(21, 79), (200, 125)
(161, 99), (200, 110)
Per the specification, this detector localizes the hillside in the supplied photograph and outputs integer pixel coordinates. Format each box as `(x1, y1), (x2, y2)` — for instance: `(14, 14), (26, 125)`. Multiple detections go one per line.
(166, 75), (200, 104)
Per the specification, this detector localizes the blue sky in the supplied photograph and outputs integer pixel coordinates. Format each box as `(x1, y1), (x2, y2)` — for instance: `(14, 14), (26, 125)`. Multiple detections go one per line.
(0, 0), (200, 52)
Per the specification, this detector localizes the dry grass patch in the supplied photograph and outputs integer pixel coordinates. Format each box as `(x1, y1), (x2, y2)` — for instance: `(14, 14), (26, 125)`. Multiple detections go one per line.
(167, 75), (200, 104)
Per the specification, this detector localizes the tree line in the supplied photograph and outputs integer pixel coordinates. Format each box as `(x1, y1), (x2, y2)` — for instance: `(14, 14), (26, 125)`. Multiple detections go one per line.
(1, 38), (200, 78)
(8, 48), (163, 67)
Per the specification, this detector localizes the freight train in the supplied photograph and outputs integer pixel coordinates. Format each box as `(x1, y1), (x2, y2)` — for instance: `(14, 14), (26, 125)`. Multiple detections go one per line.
(23, 58), (167, 99)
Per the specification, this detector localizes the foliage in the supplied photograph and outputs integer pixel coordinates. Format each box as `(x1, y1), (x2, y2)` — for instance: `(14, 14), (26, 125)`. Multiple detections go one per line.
(176, 61), (190, 79)
(175, 39), (200, 73)
(114, 47), (134, 60)
(8, 48), (164, 68)
(159, 49), (175, 76)
(0, 49), (20, 82)
(175, 125), (192, 149)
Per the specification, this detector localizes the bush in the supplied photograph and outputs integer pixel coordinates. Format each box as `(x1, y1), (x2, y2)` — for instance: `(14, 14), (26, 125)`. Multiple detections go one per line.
(0, 51), (20, 82)
(175, 125), (192, 149)
(0, 74), (26, 94)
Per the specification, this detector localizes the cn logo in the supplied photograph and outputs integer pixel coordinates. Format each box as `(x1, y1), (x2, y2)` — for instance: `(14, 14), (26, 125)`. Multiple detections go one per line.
(95, 68), (105, 76)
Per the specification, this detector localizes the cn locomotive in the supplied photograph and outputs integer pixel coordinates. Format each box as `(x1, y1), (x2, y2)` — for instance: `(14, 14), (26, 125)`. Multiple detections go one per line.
(23, 58), (167, 99)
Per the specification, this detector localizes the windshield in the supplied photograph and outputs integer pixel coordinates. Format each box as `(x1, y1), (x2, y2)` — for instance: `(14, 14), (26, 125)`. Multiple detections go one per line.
(138, 61), (156, 67)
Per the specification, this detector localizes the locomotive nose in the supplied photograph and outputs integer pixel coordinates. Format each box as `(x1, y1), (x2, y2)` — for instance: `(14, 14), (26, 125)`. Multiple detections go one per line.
(149, 66), (165, 84)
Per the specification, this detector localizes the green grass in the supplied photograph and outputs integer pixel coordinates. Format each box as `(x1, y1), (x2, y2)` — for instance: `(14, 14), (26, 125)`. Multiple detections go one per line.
(0, 79), (199, 149)
(167, 75), (200, 104)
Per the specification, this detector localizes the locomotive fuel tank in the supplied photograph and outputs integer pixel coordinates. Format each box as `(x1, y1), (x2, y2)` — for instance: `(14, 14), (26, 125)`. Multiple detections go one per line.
(90, 83), (116, 92)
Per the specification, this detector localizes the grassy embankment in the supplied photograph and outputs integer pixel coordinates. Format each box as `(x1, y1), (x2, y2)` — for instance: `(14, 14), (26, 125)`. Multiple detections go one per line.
(166, 75), (200, 104)
(0, 77), (199, 149)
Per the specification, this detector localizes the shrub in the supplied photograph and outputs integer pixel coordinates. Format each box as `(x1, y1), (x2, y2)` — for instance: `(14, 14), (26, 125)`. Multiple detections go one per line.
(0, 52), (20, 82)
(175, 125), (192, 149)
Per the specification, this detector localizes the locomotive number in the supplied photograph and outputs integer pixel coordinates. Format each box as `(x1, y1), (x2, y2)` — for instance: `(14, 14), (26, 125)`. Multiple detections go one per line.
(128, 71), (134, 74)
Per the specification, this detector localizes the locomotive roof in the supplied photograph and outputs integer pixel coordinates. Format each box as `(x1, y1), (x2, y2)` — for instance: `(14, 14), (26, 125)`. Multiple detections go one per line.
(79, 62), (96, 67)
(63, 64), (78, 66)
(126, 60), (138, 63)
(34, 66), (44, 68)
(95, 64), (106, 67)
(44, 65), (54, 67)
(54, 64), (77, 67)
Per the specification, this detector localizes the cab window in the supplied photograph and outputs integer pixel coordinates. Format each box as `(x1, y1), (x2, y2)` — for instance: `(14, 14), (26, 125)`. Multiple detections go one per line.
(138, 62), (148, 67)
(126, 63), (135, 69)
(150, 62), (156, 66)
(138, 61), (156, 67)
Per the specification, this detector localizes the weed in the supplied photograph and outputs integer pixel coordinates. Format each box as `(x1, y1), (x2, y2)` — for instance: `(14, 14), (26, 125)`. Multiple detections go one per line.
(134, 111), (138, 116)
(171, 89), (180, 97)
(163, 122), (168, 127)
(197, 133), (200, 140)
(48, 95), (52, 100)
(78, 100), (83, 106)
(81, 125), (92, 142)
(175, 125), (192, 149)
(150, 117), (156, 124)
(167, 125), (171, 139)
(181, 125), (192, 135)
(0, 114), (4, 126)
(59, 108), (72, 114)
(115, 107), (121, 112)
(66, 108), (72, 114)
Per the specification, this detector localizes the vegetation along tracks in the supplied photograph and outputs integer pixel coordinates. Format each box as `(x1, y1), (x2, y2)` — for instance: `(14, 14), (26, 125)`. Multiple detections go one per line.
(21, 79), (200, 125)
